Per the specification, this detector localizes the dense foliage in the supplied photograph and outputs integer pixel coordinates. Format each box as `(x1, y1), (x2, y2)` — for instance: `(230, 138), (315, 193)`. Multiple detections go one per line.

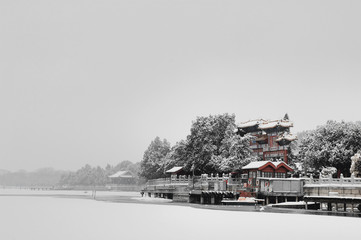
(140, 137), (171, 179)
(140, 114), (258, 179)
(297, 121), (361, 176)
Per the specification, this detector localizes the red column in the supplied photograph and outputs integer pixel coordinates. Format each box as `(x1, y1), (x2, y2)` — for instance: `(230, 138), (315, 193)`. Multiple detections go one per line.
(284, 150), (288, 164)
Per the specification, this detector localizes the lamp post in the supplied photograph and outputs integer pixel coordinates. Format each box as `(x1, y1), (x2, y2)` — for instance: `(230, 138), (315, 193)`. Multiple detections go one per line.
(192, 163), (195, 189)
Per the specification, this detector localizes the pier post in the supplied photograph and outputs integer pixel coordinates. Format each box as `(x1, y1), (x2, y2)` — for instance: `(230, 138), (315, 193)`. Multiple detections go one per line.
(296, 196), (298, 202)
(200, 196), (204, 204)
(275, 196), (278, 204)
(305, 201), (308, 210)
(266, 196), (269, 205)
(335, 203), (338, 211)
(211, 196), (215, 205)
(327, 203), (332, 211)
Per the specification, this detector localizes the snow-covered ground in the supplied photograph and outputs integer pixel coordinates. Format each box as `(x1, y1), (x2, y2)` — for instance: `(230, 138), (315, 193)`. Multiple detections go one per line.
(0, 193), (360, 240)
(0, 188), (140, 197)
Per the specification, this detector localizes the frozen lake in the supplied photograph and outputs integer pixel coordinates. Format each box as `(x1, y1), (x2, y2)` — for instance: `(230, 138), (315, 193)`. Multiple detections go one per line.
(0, 190), (360, 240)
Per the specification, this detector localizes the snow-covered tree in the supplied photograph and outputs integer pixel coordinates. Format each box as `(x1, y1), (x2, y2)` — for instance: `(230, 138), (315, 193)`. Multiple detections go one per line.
(140, 137), (171, 179)
(297, 121), (361, 176)
(210, 133), (258, 173)
(141, 114), (259, 177)
(320, 167), (337, 178)
(180, 113), (257, 174)
(184, 114), (236, 173)
(164, 140), (189, 171)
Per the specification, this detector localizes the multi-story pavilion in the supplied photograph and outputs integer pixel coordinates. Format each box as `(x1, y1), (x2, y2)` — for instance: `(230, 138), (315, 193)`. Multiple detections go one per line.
(236, 118), (297, 164)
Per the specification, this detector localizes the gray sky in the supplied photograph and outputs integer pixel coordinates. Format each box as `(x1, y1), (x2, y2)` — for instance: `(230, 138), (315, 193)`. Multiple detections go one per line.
(1, 0), (360, 171)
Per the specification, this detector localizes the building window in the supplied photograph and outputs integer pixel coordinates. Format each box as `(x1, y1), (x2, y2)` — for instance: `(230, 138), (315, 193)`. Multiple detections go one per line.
(249, 171), (257, 178)
(275, 172), (286, 178)
(263, 172), (273, 178)
(270, 136), (278, 147)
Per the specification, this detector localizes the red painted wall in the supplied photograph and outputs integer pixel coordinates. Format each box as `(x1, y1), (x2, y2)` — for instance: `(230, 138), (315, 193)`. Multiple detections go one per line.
(275, 166), (287, 173)
(262, 166), (274, 173)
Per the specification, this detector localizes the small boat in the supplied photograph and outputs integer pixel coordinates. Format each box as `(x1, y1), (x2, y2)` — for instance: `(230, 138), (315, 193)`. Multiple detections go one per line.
(221, 197), (263, 206)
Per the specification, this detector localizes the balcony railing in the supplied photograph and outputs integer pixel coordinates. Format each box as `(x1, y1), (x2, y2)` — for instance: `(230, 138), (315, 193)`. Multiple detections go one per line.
(305, 175), (361, 185)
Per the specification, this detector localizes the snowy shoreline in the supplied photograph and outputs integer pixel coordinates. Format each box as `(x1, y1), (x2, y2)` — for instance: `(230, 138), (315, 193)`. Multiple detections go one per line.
(1, 188), (361, 218)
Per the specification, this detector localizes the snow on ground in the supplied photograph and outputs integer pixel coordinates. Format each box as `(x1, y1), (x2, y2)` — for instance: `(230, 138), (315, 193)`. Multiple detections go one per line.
(0, 188), (92, 196)
(0, 195), (360, 240)
(0, 188), (140, 197)
(132, 196), (173, 202)
(272, 201), (312, 206)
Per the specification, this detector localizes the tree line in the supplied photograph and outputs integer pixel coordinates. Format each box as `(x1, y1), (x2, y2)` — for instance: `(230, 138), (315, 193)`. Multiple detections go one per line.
(59, 160), (141, 186)
(0, 168), (67, 187)
(0, 161), (142, 187)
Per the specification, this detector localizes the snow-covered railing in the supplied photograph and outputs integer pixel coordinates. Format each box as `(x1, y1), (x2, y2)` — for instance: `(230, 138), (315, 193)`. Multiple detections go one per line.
(146, 178), (170, 186)
(200, 173), (229, 182)
(146, 175), (192, 186)
(146, 174), (233, 187)
(305, 175), (361, 185)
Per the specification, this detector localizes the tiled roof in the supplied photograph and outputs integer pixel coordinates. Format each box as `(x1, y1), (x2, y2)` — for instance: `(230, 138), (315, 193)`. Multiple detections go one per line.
(108, 171), (134, 178)
(238, 119), (293, 130)
(242, 161), (293, 171)
(238, 119), (265, 128)
(242, 161), (271, 170)
(276, 133), (297, 142)
(166, 166), (183, 173)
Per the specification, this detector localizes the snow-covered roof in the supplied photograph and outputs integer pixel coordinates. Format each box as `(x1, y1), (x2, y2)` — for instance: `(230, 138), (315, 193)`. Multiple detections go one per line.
(166, 166), (183, 173)
(108, 171), (134, 178)
(273, 161), (292, 169)
(276, 133), (297, 142)
(238, 119), (265, 128)
(239, 119), (293, 130)
(279, 121), (293, 128)
(242, 161), (293, 171)
(242, 161), (271, 170)
(272, 162), (282, 167)
(258, 120), (293, 130)
(258, 121), (278, 129)
(255, 135), (268, 141)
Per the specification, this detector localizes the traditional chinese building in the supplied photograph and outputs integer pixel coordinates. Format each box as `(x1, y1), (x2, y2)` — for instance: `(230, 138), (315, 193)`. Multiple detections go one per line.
(241, 160), (299, 203)
(108, 170), (136, 185)
(166, 166), (186, 179)
(242, 161), (293, 180)
(236, 118), (297, 164)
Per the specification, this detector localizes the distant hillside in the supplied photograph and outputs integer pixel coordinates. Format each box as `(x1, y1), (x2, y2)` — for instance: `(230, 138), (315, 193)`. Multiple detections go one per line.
(0, 168), (68, 187)
(0, 169), (10, 176)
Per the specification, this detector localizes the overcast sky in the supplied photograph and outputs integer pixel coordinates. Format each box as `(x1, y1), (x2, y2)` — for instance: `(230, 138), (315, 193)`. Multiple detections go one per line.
(1, 0), (360, 171)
